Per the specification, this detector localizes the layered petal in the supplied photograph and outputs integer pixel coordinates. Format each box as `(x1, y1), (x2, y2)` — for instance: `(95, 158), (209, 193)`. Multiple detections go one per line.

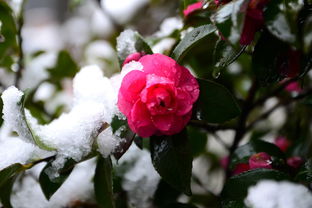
(139, 53), (182, 85)
(129, 100), (157, 137)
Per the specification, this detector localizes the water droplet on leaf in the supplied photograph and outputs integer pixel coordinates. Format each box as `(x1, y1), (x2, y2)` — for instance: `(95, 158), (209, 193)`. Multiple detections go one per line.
(212, 67), (221, 79)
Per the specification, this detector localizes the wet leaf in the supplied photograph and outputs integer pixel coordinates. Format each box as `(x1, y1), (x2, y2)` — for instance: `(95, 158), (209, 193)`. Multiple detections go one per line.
(195, 79), (241, 123)
(171, 24), (216, 63)
(150, 130), (193, 196)
(264, 0), (304, 46)
(116, 29), (153, 66)
(39, 159), (75, 200)
(222, 169), (289, 202)
(212, 0), (249, 44)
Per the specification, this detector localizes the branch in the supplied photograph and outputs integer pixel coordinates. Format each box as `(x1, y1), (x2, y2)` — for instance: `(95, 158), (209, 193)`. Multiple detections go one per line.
(226, 80), (259, 177)
(246, 88), (312, 131)
(14, 0), (27, 87)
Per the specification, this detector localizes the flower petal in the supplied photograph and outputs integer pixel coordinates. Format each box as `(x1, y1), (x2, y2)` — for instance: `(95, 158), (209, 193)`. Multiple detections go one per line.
(139, 53), (181, 84)
(129, 100), (157, 137)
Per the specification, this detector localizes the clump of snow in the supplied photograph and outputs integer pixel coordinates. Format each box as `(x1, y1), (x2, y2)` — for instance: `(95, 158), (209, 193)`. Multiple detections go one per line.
(118, 144), (160, 208)
(11, 159), (96, 208)
(2, 86), (34, 144)
(116, 29), (139, 62)
(73, 65), (115, 117)
(110, 61), (144, 96)
(0, 137), (37, 170)
(97, 127), (119, 158)
(2, 65), (120, 175)
(245, 180), (312, 208)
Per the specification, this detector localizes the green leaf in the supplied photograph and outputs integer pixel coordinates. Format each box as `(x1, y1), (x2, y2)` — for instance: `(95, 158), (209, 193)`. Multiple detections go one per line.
(303, 14), (312, 53)
(187, 126), (207, 157)
(111, 115), (136, 160)
(195, 79), (241, 123)
(18, 91), (55, 151)
(113, 133), (135, 160)
(150, 130), (193, 196)
(111, 115), (127, 134)
(94, 156), (115, 208)
(295, 158), (312, 182)
(221, 200), (246, 208)
(264, 0), (303, 46)
(0, 1), (18, 68)
(213, 40), (246, 68)
(47, 50), (79, 81)
(171, 24), (216, 63)
(0, 163), (23, 188)
(153, 179), (181, 207)
(221, 169), (289, 201)
(211, 0), (249, 44)
(0, 176), (15, 208)
(39, 159), (75, 200)
(230, 139), (285, 169)
(116, 29), (153, 66)
(252, 31), (288, 85)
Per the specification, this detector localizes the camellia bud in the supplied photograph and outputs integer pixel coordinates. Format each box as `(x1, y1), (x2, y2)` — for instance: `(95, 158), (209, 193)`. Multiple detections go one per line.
(122, 52), (145, 66)
(275, 136), (291, 152)
(287, 156), (304, 169)
(232, 163), (250, 176)
(183, 1), (203, 18)
(249, 152), (272, 169)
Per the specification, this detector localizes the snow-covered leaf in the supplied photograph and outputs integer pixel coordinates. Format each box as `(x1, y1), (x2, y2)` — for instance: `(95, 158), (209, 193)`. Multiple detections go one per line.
(211, 0), (249, 44)
(39, 159), (75, 200)
(116, 29), (152, 66)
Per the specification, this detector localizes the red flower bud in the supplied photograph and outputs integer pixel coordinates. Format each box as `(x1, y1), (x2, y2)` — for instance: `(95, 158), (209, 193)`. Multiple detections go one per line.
(275, 136), (291, 152)
(183, 1), (203, 18)
(122, 52), (145, 66)
(249, 152), (272, 169)
(232, 163), (250, 175)
(287, 156), (304, 169)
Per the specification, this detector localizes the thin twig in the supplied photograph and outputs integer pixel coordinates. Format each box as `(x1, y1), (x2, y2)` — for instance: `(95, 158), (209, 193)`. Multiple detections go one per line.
(212, 132), (230, 150)
(246, 88), (312, 131)
(14, 0), (27, 87)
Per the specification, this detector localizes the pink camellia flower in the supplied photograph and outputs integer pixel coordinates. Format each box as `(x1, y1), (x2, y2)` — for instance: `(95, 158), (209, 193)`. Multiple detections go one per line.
(239, 0), (270, 45)
(122, 52), (145, 66)
(274, 136), (291, 152)
(183, 1), (203, 18)
(118, 53), (200, 137)
(232, 163), (250, 175)
(249, 152), (272, 169)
